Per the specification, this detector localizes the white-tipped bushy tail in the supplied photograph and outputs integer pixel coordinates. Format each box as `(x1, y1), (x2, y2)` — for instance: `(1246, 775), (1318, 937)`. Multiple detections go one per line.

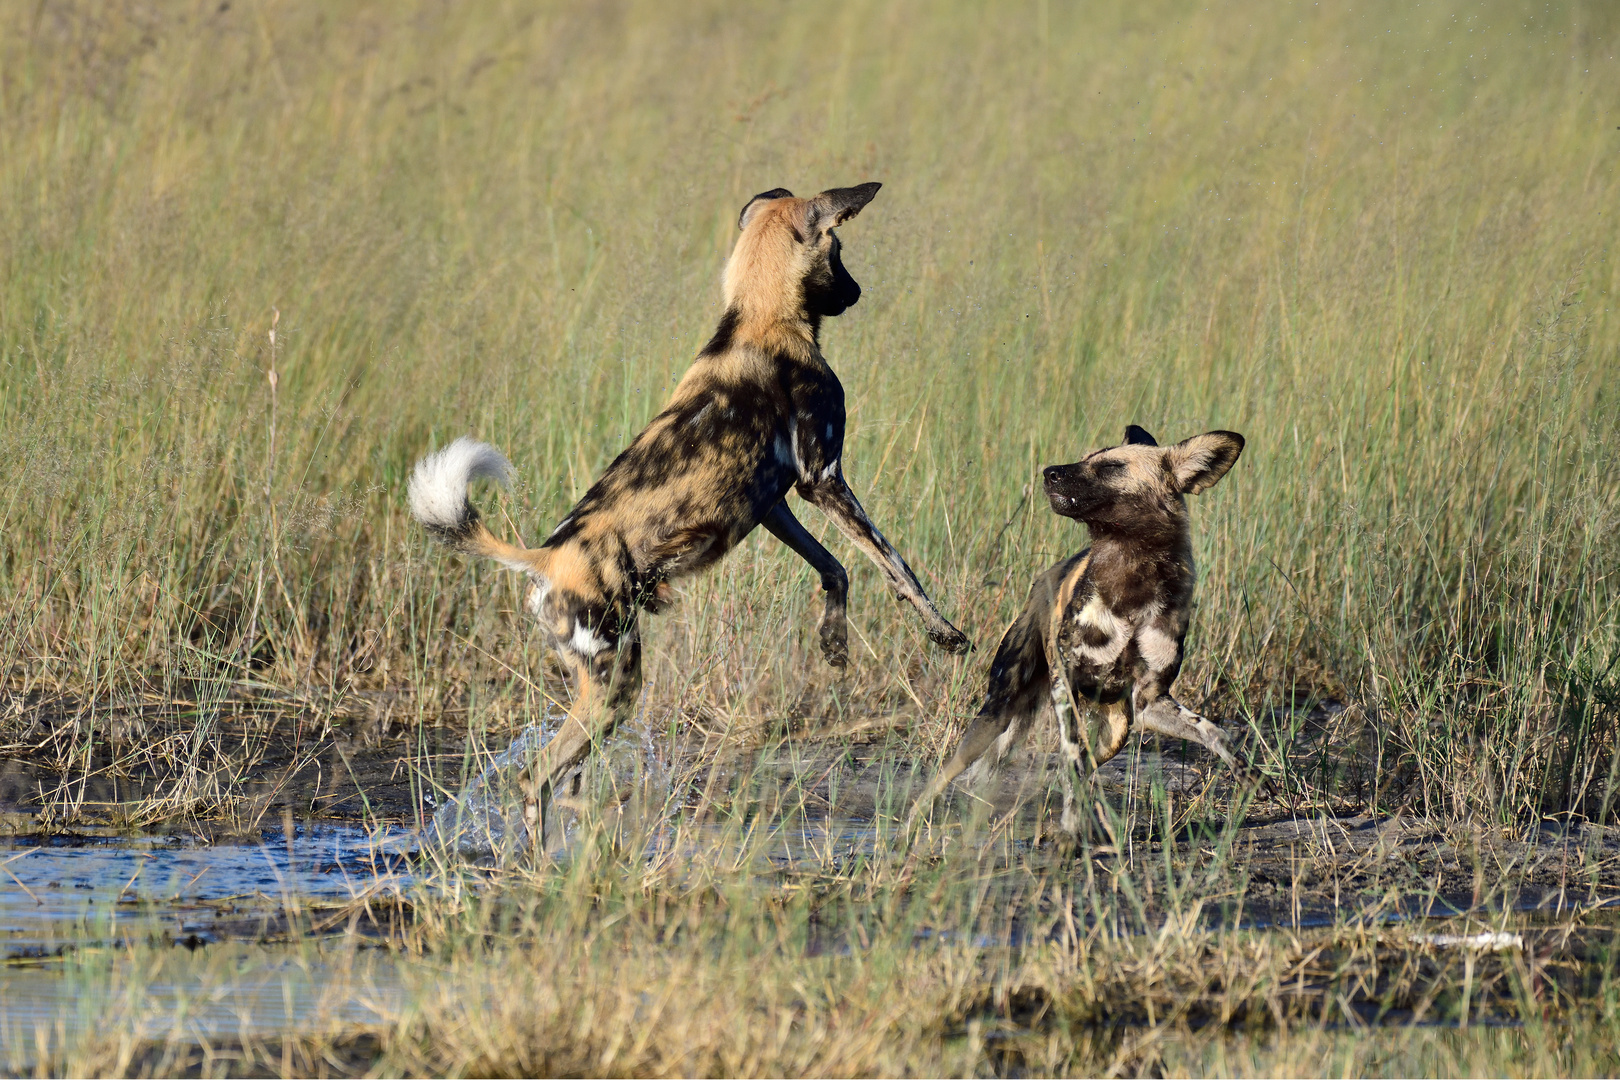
(408, 437), (543, 573)
(409, 437), (512, 532)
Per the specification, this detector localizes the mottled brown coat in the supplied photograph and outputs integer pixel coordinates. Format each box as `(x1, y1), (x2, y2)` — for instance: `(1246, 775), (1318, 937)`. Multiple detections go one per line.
(410, 183), (969, 843)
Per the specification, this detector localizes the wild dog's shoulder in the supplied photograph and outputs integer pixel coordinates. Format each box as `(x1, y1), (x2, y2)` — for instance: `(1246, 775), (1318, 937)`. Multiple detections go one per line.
(674, 338), (780, 396)
(1042, 549), (1093, 620)
(784, 348), (845, 453)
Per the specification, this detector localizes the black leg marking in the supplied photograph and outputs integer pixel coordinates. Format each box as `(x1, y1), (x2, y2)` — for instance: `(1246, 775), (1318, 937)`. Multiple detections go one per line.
(761, 500), (849, 668)
(799, 468), (970, 654)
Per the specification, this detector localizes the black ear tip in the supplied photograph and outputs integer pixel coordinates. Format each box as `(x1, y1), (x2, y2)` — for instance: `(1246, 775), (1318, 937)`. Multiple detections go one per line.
(1123, 425), (1158, 447)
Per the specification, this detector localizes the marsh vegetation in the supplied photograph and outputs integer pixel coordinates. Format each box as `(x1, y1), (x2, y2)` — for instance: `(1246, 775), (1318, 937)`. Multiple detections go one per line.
(2, 0), (1619, 1074)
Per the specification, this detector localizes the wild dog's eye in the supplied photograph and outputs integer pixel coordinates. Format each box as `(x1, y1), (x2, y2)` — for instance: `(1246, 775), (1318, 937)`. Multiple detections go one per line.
(1094, 461), (1124, 475)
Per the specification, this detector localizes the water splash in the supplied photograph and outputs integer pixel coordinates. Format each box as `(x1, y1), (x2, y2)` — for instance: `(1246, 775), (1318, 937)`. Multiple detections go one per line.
(421, 721), (564, 860)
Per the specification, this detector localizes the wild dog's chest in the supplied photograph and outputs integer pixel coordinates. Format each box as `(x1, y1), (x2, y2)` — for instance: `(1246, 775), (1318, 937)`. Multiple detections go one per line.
(1050, 578), (1191, 700)
(774, 356), (846, 479)
(785, 356), (844, 413)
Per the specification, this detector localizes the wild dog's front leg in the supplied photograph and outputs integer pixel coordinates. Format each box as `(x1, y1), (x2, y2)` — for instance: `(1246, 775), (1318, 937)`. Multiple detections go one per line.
(1133, 683), (1240, 770)
(798, 467), (970, 654)
(760, 500), (849, 668)
(1052, 673), (1130, 838)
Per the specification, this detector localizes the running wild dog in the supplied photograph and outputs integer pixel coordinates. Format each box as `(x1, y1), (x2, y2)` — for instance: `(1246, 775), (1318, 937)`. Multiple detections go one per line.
(908, 425), (1245, 840)
(410, 183), (971, 843)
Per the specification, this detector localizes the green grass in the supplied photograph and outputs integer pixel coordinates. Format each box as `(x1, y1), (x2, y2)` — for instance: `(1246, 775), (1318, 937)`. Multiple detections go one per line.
(4, 0), (1620, 1074)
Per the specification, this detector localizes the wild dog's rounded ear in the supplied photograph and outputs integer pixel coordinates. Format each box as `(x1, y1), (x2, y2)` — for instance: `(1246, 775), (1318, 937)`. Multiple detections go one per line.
(1123, 425), (1158, 446)
(806, 182), (882, 230)
(1167, 431), (1244, 494)
(738, 188), (795, 230)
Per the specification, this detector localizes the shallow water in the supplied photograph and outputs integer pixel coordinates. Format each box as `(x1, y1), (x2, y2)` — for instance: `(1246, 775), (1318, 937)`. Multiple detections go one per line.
(0, 824), (412, 958)
(0, 825), (414, 1065)
(0, 941), (405, 1061)
(422, 721), (554, 859)
(3, 800), (1614, 1067)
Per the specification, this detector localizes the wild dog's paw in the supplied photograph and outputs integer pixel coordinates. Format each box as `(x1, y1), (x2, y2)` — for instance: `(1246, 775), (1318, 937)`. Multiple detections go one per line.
(928, 623), (973, 655)
(819, 627), (850, 669)
(816, 611), (850, 668)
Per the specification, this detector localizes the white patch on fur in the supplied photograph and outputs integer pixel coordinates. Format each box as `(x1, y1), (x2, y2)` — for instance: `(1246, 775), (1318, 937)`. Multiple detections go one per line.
(689, 402), (713, 426)
(544, 514), (575, 543)
(1074, 595), (1127, 663)
(774, 434), (795, 468)
(1059, 794), (1085, 836)
(820, 458), (840, 481)
(408, 437), (512, 530)
(1050, 679), (1075, 733)
(568, 621), (610, 657)
(526, 578), (552, 618)
(1051, 681), (1086, 770)
(1137, 624), (1180, 671)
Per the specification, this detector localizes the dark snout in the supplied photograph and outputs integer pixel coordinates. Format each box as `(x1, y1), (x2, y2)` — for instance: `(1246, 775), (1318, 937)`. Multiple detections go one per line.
(1042, 462), (1089, 518)
(829, 258), (862, 313)
(810, 248), (863, 317)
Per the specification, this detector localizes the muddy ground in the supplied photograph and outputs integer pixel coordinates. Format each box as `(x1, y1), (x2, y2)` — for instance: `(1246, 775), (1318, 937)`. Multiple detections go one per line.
(3, 691), (1618, 930)
(7, 694), (1620, 1078)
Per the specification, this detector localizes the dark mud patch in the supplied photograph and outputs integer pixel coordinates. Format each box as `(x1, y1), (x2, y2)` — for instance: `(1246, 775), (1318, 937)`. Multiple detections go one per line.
(0, 692), (503, 834)
(87, 1031), (387, 1080)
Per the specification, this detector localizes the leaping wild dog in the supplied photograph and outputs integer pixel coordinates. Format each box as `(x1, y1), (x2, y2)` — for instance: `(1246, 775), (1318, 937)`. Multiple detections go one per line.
(410, 182), (971, 844)
(907, 425), (1246, 842)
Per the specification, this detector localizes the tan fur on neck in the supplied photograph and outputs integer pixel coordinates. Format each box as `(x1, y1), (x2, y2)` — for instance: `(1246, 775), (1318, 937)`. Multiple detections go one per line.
(723, 198), (814, 334)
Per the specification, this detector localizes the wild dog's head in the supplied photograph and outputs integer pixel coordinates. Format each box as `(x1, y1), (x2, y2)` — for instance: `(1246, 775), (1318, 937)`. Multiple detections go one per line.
(1042, 426), (1244, 538)
(724, 183), (881, 324)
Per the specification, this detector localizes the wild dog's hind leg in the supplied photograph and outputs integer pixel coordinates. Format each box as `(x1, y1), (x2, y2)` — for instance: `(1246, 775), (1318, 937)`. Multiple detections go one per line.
(798, 467), (971, 654)
(761, 500), (849, 668)
(906, 600), (1051, 837)
(520, 625), (644, 849)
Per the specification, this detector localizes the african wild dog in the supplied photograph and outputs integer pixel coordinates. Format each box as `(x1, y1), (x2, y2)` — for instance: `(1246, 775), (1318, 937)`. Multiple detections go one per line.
(907, 425), (1245, 840)
(410, 182), (971, 843)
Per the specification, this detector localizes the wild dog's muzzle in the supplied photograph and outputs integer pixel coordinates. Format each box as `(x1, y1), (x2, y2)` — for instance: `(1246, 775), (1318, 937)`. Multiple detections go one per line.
(1042, 463), (1097, 519)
